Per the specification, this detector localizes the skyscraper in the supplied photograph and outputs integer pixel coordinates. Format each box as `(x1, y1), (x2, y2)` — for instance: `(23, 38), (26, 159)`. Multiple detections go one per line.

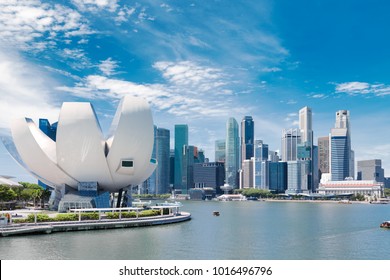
(318, 136), (330, 177)
(174, 124), (188, 191)
(225, 118), (239, 188)
(330, 110), (352, 181)
(155, 127), (170, 194)
(299, 106), (313, 145)
(169, 149), (175, 187)
(269, 162), (287, 193)
(253, 140), (269, 189)
(281, 128), (301, 161)
(241, 159), (254, 188)
(215, 139), (226, 163)
(182, 145), (195, 193)
(286, 161), (310, 194)
(241, 116), (254, 161)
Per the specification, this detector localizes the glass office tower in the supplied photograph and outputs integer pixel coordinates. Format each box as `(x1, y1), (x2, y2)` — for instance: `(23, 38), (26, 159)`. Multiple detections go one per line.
(225, 118), (239, 188)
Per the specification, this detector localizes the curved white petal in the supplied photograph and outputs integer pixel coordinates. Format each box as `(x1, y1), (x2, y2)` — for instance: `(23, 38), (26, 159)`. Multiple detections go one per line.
(11, 118), (78, 187)
(56, 103), (113, 189)
(106, 96), (156, 188)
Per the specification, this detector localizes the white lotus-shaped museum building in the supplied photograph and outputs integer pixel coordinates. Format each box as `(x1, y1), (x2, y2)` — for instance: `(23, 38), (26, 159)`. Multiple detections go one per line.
(6, 96), (157, 210)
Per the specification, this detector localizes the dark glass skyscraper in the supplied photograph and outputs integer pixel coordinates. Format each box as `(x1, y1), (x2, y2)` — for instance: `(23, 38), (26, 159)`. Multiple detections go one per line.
(182, 145), (195, 193)
(241, 116), (254, 161)
(193, 162), (225, 194)
(174, 124), (188, 191)
(269, 162), (287, 193)
(155, 127), (170, 194)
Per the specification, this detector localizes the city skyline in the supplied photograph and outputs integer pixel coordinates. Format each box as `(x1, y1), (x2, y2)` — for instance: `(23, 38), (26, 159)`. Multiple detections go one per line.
(1, 0), (390, 182)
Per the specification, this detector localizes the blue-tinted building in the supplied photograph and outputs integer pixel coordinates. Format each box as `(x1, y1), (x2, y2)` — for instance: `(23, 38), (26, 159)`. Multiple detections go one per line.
(241, 116), (254, 161)
(174, 124), (188, 191)
(215, 139), (226, 163)
(169, 149), (175, 187)
(225, 118), (239, 188)
(155, 127), (170, 194)
(269, 162), (287, 193)
(253, 140), (269, 189)
(331, 110), (352, 181)
(331, 133), (350, 181)
(182, 145), (195, 193)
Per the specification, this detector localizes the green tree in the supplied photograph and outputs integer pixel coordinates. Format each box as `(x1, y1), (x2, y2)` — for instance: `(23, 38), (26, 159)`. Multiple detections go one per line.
(0, 184), (17, 209)
(18, 182), (44, 207)
(235, 188), (272, 198)
(384, 188), (390, 197)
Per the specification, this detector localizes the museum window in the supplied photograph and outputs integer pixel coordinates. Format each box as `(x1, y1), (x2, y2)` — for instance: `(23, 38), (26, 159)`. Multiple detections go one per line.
(122, 160), (134, 167)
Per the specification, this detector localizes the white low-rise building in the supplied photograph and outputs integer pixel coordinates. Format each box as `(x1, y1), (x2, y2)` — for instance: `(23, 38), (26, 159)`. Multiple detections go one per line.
(318, 179), (384, 198)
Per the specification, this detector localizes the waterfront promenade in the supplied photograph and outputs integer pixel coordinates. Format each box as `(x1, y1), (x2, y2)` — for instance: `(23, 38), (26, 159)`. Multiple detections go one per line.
(0, 211), (191, 237)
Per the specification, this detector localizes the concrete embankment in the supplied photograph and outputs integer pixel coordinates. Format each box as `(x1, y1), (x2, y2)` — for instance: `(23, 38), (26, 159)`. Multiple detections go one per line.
(0, 212), (191, 237)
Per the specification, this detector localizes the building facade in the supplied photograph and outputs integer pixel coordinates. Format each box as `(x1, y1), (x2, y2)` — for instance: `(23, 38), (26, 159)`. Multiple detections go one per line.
(241, 116), (254, 161)
(182, 145), (195, 193)
(286, 160), (310, 194)
(318, 136), (330, 178)
(357, 159), (384, 182)
(193, 162), (225, 194)
(253, 140), (269, 189)
(215, 139), (226, 163)
(241, 159), (254, 188)
(225, 117), (240, 188)
(174, 124), (188, 191)
(331, 110), (353, 181)
(155, 127), (170, 194)
(299, 106), (313, 146)
(281, 128), (301, 162)
(269, 162), (287, 193)
(318, 180), (384, 198)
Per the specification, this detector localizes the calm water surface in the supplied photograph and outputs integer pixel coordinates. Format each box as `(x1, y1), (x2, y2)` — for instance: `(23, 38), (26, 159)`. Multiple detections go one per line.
(1, 201), (389, 260)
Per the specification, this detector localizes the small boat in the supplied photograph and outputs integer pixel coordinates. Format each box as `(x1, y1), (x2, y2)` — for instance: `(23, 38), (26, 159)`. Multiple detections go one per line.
(380, 221), (390, 229)
(213, 211), (220, 216)
(132, 199), (152, 208)
(156, 201), (183, 207)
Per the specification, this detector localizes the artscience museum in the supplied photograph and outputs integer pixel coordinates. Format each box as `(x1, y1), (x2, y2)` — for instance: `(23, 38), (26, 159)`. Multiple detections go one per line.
(4, 96), (157, 211)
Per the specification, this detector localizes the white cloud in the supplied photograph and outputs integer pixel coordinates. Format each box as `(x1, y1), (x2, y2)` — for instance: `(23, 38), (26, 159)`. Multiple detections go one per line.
(98, 57), (119, 76)
(57, 61), (244, 119)
(115, 6), (136, 23)
(0, 0), (92, 50)
(0, 49), (60, 128)
(311, 94), (326, 99)
(58, 48), (92, 70)
(160, 3), (173, 12)
(153, 61), (226, 87)
(71, 0), (119, 13)
(261, 67), (282, 72)
(335, 81), (390, 96)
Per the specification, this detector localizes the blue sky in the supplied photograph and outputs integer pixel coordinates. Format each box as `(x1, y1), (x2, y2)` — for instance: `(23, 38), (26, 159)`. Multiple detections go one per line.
(1, 0), (390, 182)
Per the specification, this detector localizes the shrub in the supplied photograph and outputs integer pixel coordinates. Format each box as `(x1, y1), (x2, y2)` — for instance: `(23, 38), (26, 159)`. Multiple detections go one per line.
(12, 218), (28, 224)
(105, 210), (160, 219)
(26, 213), (51, 223)
(81, 212), (99, 220)
(139, 209), (160, 217)
(54, 213), (78, 221)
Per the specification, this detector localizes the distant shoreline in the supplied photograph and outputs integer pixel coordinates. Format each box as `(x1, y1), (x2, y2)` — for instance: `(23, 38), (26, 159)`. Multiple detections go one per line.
(262, 199), (373, 204)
